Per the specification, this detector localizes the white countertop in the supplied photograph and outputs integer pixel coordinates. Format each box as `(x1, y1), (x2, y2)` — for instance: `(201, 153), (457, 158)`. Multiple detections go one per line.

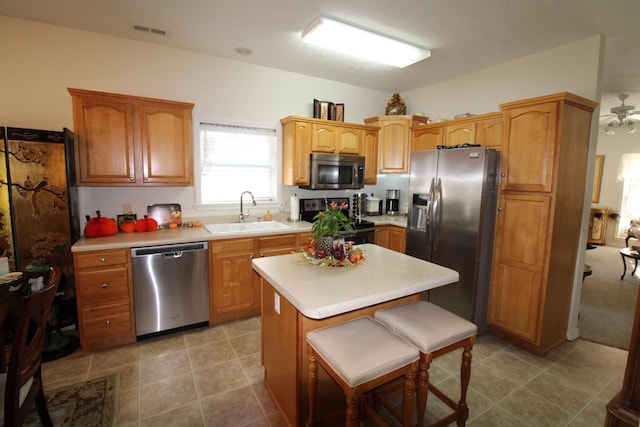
(70, 214), (405, 252)
(71, 220), (313, 252)
(252, 243), (458, 319)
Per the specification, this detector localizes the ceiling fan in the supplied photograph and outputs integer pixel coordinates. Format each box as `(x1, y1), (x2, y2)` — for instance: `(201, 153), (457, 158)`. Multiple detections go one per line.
(602, 94), (640, 135)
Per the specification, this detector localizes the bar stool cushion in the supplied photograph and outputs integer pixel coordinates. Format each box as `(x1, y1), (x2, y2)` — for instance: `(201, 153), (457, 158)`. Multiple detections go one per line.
(375, 301), (477, 353)
(306, 316), (419, 388)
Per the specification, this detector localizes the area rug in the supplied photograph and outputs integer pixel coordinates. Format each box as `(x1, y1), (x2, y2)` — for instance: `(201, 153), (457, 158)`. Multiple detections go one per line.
(24, 373), (118, 427)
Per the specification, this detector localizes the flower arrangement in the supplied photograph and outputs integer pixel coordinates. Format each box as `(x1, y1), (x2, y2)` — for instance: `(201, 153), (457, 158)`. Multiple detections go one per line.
(301, 239), (365, 267)
(311, 200), (354, 239)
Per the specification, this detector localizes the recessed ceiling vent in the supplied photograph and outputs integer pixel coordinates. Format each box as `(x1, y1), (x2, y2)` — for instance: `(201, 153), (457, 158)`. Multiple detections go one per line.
(132, 24), (168, 36)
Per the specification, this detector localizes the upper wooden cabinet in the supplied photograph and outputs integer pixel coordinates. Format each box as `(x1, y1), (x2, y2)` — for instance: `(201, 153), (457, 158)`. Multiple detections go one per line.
(365, 115), (429, 173)
(362, 128), (379, 185)
(68, 88), (194, 186)
(280, 116), (378, 186)
(487, 93), (597, 355)
(411, 112), (502, 152)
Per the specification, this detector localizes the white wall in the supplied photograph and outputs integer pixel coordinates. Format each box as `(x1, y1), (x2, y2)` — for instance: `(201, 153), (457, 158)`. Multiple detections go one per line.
(3, 15), (604, 341)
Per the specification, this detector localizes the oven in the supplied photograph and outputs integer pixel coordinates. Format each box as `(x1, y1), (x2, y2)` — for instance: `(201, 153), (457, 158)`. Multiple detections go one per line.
(299, 197), (376, 245)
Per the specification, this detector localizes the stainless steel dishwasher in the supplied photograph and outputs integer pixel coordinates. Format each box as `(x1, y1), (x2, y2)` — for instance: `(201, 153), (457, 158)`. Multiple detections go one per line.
(131, 242), (209, 336)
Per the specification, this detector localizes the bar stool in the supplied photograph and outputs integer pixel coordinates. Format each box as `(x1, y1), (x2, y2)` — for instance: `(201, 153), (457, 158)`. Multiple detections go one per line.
(374, 301), (477, 427)
(306, 316), (420, 427)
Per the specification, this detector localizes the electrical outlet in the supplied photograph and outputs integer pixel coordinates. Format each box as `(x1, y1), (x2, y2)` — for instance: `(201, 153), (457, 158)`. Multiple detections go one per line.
(122, 203), (132, 214)
(274, 293), (280, 314)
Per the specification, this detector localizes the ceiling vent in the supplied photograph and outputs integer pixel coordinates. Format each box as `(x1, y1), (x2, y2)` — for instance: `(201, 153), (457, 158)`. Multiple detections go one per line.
(132, 24), (168, 37)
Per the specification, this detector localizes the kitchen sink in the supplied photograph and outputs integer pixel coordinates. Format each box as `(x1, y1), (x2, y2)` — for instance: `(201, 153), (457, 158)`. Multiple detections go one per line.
(204, 221), (291, 234)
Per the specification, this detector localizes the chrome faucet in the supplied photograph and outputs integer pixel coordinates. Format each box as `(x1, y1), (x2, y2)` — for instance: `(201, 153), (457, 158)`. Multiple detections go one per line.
(239, 191), (256, 222)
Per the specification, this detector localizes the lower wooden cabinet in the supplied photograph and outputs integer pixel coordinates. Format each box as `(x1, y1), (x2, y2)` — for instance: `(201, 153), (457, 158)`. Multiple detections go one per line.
(73, 248), (136, 352)
(209, 234), (297, 324)
(374, 225), (406, 253)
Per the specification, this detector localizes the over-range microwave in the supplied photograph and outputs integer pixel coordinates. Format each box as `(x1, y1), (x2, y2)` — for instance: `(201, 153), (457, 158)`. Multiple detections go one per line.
(300, 153), (365, 190)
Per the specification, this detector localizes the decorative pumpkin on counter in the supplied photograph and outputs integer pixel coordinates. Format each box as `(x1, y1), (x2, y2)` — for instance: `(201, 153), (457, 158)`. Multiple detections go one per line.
(135, 215), (158, 232)
(120, 222), (135, 233)
(84, 211), (118, 237)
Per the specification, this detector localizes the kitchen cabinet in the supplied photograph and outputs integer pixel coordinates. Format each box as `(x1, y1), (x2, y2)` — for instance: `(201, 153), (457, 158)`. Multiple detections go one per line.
(410, 112), (502, 152)
(281, 116), (378, 186)
(374, 225), (406, 253)
(209, 234), (297, 324)
(73, 248), (136, 352)
(487, 93), (597, 355)
(68, 88), (194, 186)
(362, 128), (379, 184)
(365, 115), (429, 173)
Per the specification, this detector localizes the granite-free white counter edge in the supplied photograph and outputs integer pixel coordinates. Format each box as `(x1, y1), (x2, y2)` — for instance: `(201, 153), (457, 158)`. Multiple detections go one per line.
(71, 221), (313, 252)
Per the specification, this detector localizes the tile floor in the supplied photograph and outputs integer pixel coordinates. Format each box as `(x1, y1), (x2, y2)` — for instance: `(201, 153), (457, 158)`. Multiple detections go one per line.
(41, 317), (628, 426)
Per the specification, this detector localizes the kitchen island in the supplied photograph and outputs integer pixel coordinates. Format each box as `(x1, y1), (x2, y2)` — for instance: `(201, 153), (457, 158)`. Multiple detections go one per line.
(252, 243), (458, 426)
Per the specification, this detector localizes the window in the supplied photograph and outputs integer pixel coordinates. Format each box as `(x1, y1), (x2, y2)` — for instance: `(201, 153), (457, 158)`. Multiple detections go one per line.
(616, 153), (640, 237)
(198, 123), (277, 206)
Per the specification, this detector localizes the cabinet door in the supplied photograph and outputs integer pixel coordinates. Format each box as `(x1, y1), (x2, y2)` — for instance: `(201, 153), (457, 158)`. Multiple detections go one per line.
(488, 193), (550, 342)
(337, 127), (361, 154)
(476, 116), (503, 149)
(140, 103), (193, 185)
(282, 120), (311, 186)
(211, 249), (257, 316)
(362, 129), (378, 184)
(311, 123), (338, 153)
(375, 226), (390, 248)
(412, 126), (442, 152)
(72, 96), (137, 184)
(388, 226), (406, 253)
(444, 122), (476, 146)
(501, 102), (558, 192)
(379, 120), (410, 173)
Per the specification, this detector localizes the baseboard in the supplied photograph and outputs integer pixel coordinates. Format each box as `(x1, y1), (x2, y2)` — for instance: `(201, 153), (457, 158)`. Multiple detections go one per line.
(566, 326), (580, 341)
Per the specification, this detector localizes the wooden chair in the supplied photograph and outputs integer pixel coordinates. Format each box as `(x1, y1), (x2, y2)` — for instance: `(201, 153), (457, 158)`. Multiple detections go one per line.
(306, 316), (419, 427)
(0, 266), (61, 427)
(374, 301), (477, 427)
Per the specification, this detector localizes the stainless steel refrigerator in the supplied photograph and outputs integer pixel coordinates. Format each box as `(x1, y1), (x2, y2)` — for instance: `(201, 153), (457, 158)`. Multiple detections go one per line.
(406, 147), (499, 335)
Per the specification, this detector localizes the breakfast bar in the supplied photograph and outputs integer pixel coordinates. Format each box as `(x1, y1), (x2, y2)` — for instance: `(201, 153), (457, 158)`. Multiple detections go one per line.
(252, 243), (459, 426)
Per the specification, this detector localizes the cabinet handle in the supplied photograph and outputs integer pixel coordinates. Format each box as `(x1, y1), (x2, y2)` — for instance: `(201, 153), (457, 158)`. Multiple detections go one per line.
(143, 176), (149, 182)
(250, 255), (254, 259)
(105, 320), (111, 326)
(260, 253), (265, 257)
(99, 257), (106, 263)
(101, 283), (108, 288)
(500, 173), (506, 177)
(129, 177), (135, 182)
(498, 207), (503, 211)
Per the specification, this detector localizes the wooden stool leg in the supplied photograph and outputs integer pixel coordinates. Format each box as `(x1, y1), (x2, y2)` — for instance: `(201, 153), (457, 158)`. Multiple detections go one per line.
(306, 347), (318, 427)
(457, 340), (474, 426)
(403, 361), (418, 427)
(417, 353), (433, 427)
(345, 388), (360, 427)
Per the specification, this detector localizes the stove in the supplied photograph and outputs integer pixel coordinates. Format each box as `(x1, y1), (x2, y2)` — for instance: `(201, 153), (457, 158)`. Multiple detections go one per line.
(299, 197), (376, 244)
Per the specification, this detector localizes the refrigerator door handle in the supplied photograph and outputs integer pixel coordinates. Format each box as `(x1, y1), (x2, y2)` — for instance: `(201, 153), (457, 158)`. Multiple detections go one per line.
(433, 178), (443, 251)
(427, 178), (436, 250)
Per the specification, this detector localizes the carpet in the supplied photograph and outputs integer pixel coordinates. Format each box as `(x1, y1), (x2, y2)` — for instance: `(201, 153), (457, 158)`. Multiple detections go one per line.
(24, 374), (118, 427)
(580, 244), (639, 350)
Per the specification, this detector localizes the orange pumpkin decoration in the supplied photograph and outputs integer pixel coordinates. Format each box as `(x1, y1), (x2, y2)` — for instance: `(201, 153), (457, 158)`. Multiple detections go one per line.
(120, 222), (135, 233)
(84, 211), (118, 238)
(135, 215), (158, 232)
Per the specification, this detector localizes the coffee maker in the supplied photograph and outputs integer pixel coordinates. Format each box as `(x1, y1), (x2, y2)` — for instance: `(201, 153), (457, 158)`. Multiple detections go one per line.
(386, 189), (400, 215)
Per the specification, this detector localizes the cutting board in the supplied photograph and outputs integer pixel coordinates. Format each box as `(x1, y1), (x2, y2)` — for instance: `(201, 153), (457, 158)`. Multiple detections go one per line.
(147, 203), (182, 229)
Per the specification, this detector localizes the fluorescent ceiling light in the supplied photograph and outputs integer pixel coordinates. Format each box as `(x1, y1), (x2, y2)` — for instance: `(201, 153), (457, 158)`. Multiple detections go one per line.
(301, 16), (431, 68)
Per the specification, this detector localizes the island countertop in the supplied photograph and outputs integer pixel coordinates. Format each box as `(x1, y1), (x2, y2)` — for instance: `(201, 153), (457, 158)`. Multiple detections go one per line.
(252, 243), (459, 319)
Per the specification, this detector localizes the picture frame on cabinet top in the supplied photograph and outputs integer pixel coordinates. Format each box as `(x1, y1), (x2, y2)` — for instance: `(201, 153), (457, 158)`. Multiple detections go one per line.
(335, 104), (344, 122)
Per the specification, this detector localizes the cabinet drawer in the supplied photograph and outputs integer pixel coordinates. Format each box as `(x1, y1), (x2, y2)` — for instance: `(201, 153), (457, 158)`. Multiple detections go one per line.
(258, 234), (297, 250)
(210, 238), (255, 254)
(76, 249), (128, 269)
(81, 302), (133, 341)
(77, 267), (130, 304)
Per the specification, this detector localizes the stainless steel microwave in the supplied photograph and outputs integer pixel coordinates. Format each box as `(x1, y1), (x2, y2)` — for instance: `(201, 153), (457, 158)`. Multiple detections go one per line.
(300, 153), (365, 190)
